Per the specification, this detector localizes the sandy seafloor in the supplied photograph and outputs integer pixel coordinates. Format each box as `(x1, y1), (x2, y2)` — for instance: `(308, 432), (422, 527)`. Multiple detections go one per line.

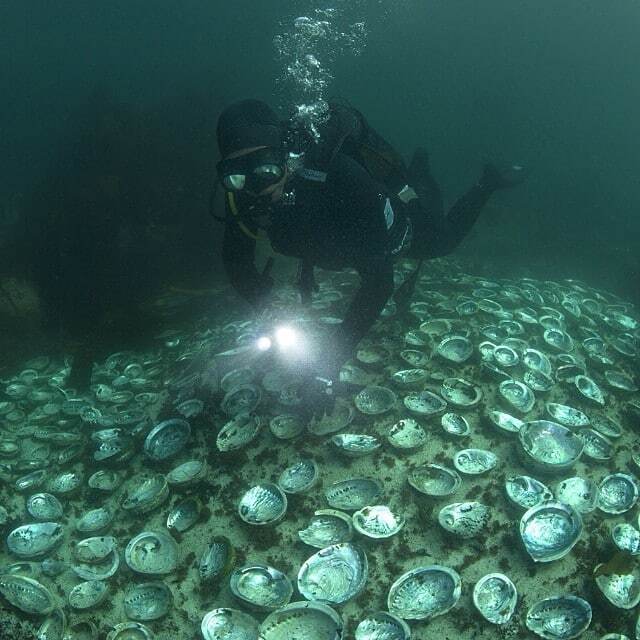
(0, 262), (639, 640)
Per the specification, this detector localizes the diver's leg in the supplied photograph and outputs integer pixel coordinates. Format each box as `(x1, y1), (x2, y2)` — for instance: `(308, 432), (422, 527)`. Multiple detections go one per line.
(408, 147), (444, 219)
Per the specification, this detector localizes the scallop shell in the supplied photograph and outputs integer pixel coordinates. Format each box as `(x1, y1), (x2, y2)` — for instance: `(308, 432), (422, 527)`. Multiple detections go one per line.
(298, 543), (368, 605)
(230, 564), (293, 611)
(278, 459), (319, 494)
(143, 418), (190, 461)
(352, 505), (405, 539)
(453, 449), (497, 474)
(499, 380), (535, 413)
(408, 464), (461, 497)
(238, 483), (287, 525)
(438, 502), (490, 538)
(355, 611), (410, 640)
(354, 386), (397, 415)
(0, 574), (55, 614)
(387, 418), (427, 449)
(520, 501), (582, 562)
(200, 608), (259, 640)
(387, 565), (461, 620)
(597, 473), (639, 514)
(259, 601), (343, 640)
(436, 336), (473, 363)
(325, 478), (383, 511)
(519, 421), (583, 473)
(545, 403), (590, 428)
(555, 477), (599, 514)
(505, 475), (553, 509)
(403, 390), (447, 416)
(125, 531), (179, 575)
(473, 573), (517, 624)
(525, 595), (592, 639)
(124, 581), (173, 621)
(298, 510), (353, 549)
(440, 378), (482, 407)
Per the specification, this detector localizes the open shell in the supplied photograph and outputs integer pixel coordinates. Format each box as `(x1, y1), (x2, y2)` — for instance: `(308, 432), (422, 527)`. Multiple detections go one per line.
(473, 573), (517, 624)
(238, 483), (287, 525)
(403, 390), (447, 416)
(519, 421), (583, 473)
(597, 473), (639, 514)
(555, 477), (599, 514)
(298, 510), (354, 549)
(525, 595), (592, 639)
(545, 403), (590, 428)
(217, 413), (261, 452)
(438, 502), (490, 538)
(143, 419), (190, 461)
(124, 531), (179, 575)
(0, 574), (55, 614)
(436, 336), (473, 363)
(594, 562), (640, 609)
(505, 475), (553, 509)
(441, 412), (471, 437)
(499, 380), (536, 413)
(355, 611), (410, 640)
(325, 478), (383, 511)
(200, 608), (259, 640)
(298, 543), (368, 605)
(124, 581), (173, 621)
(230, 564), (293, 611)
(408, 464), (461, 497)
(575, 375), (605, 405)
(387, 565), (461, 620)
(278, 459), (319, 494)
(352, 505), (405, 539)
(440, 378), (482, 407)
(387, 418), (427, 449)
(354, 386), (397, 415)
(453, 449), (497, 474)
(520, 501), (582, 562)
(259, 601), (343, 640)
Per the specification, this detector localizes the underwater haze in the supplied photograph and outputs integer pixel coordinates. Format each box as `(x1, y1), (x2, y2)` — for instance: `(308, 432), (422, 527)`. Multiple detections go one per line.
(0, 2), (640, 640)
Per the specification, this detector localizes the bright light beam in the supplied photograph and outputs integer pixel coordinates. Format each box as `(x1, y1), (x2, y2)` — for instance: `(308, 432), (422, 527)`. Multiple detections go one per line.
(275, 326), (297, 349)
(256, 335), (272, 351)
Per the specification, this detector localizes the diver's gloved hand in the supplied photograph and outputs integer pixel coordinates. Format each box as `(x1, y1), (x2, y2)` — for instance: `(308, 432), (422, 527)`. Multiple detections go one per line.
(480, 163), (527, 191)
(301, 374), (337, 420)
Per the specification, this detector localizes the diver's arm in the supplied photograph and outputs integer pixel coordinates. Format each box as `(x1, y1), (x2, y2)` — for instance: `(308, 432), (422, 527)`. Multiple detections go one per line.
(327, 257), (394, 374)
(222, 219), (271, 310)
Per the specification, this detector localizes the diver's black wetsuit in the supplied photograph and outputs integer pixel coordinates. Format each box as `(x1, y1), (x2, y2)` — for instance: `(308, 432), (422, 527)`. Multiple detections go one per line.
(222, 149), (495, 374)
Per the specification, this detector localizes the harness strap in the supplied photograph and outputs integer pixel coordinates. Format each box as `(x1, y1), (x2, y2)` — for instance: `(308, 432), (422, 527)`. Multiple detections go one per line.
(227, 191), (259, 241)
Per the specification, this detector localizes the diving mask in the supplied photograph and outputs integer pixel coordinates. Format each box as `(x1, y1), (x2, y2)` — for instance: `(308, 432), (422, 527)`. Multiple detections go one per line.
(217, 148), (286, 194)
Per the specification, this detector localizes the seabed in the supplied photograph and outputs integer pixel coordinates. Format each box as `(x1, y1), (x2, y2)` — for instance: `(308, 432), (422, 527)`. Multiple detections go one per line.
(0, 258), (639, 640)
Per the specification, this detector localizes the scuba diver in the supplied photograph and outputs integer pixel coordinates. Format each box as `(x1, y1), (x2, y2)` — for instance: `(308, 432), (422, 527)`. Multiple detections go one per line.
(216, 99), (525, 413)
